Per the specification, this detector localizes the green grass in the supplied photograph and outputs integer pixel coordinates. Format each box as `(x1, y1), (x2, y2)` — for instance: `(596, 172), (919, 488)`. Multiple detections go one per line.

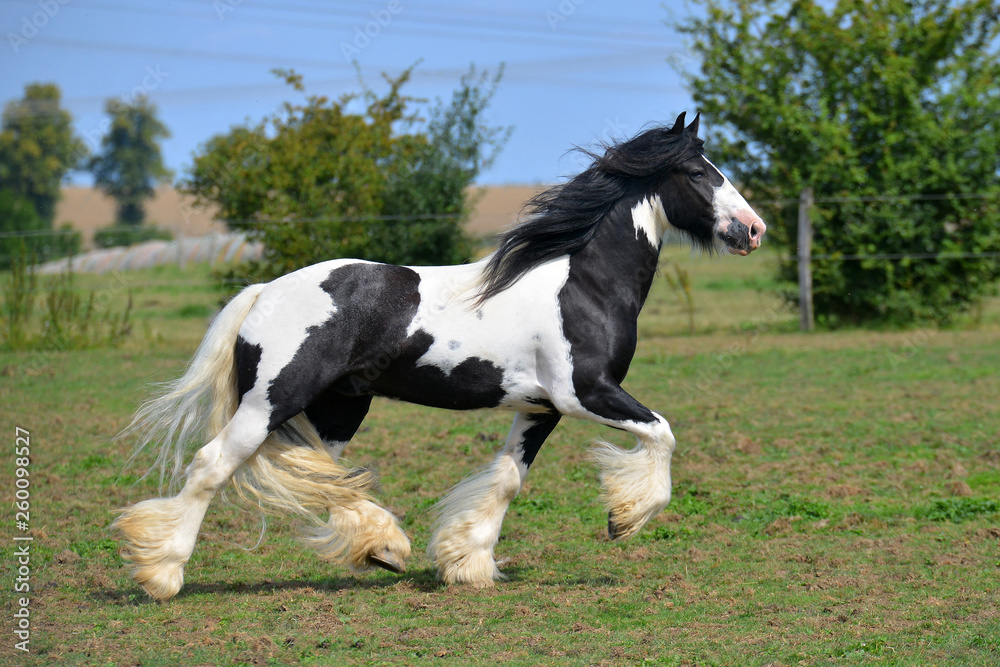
(2, 252), (999, 665)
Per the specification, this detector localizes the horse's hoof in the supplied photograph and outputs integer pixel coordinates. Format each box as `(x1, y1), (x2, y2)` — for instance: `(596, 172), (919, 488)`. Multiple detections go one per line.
(367, 549), (406, 574)
(608, 516), (623, 540)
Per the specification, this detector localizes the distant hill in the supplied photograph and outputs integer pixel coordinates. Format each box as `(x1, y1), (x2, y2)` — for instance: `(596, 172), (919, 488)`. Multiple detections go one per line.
(56, 185), (546, 249)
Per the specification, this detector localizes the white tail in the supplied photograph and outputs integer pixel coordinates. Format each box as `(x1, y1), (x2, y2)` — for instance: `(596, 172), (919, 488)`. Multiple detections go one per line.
(121, 283), (268, 490)
(120, 281), (385, 521)
(116, 283), (410, 600)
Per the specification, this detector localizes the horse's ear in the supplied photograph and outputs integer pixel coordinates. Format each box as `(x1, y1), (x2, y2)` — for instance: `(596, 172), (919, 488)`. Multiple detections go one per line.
(668, 112), (687, 135)
(686, 112), (701, 138)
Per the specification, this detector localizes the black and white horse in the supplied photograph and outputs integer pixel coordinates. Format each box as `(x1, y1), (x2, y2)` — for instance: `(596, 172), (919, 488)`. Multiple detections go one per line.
(115, 112), (765, 600)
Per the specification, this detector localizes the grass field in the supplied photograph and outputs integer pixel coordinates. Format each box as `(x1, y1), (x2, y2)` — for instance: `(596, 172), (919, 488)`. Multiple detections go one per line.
(2, 248), (999, 666)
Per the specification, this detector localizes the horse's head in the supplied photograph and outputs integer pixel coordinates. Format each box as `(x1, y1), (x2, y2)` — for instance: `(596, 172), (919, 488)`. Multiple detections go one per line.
(653, 112), (766, 255)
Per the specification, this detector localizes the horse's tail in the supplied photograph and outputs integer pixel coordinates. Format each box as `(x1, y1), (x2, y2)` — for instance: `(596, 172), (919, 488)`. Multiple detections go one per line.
(123, 281), (384, 550)
(117, 282), (404, 590)
(122, 282), (268, 490)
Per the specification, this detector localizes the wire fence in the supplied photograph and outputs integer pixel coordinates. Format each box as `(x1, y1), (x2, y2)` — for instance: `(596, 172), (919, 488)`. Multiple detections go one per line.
(751, 192), (1000, 207)
(1, 189), (998, 269)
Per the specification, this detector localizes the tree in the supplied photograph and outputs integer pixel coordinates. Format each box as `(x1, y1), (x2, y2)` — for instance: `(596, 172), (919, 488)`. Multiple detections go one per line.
(0, 83), (86, 224)
(0, 190), (43, 270)
(0, 190), (81, 269)
(677, 0), (1000, 325)
(180, 66), (508, 282)
(89, 96), (172, 226)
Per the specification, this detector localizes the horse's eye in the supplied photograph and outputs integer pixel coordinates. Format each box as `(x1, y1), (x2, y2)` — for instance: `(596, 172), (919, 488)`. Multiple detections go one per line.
(689, 170), (705, 181)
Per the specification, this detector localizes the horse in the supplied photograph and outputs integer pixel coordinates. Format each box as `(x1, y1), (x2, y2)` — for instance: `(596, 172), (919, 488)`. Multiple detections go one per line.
(113, 112), (766, 600)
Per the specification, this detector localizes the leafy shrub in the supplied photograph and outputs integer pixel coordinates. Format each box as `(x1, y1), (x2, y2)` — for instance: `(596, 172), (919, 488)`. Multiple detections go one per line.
(679, 1), (1000, 326)
(1, 248), (132, 351)
(181, 66), (508, 287)
(93, 224), (172, 248)
(0, 190), (81, 269)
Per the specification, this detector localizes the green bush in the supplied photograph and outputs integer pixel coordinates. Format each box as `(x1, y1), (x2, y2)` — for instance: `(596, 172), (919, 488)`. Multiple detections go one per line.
(181, 65), (508, 286)
(0, 190), (81, 269)
(93, 225), (172, 249)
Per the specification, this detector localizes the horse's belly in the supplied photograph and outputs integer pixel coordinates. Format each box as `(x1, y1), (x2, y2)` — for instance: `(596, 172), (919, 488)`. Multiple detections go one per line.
(369, 345), (549, 412)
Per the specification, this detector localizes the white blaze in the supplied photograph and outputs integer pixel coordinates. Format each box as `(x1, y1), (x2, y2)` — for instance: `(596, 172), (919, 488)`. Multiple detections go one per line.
(704, 157), (763, 250)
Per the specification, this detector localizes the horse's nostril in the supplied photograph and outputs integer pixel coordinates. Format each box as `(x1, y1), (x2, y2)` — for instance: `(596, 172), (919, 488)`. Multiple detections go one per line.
(750, 220), (766, 241)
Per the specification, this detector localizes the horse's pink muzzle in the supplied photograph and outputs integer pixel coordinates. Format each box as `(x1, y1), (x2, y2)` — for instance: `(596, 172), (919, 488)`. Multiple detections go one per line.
(726, 211), (766, 256)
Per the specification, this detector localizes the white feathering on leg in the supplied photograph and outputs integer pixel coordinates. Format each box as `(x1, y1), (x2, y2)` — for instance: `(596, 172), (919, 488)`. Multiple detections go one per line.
(427, 454), (523, 586)
(589, 421), (675, 540)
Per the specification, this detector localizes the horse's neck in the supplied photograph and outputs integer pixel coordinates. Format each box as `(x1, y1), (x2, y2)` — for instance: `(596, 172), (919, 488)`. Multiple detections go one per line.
(564, 197), (661, 319)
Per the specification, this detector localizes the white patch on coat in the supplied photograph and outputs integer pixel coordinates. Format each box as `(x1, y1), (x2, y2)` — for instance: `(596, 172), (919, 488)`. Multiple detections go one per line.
(407, 257), (581, 413)
(631, 194), (673, 249)
(237, 259), (365, 406)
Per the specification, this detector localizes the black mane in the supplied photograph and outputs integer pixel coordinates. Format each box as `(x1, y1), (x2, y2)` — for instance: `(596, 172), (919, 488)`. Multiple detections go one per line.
(476, 120), (705, 302)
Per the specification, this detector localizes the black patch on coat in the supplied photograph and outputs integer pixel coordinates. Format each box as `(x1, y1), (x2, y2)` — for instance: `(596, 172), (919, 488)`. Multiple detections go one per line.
(369, 350), (507, 410)
(525, 396), (557, 413)
(304, 389), (372, 444)
(655, 153), (725, 248)
(234, 336), (262, 404)
(262, 263), (507, 433)
(557, 185), (660, 425)
(517, 412), (562, 469)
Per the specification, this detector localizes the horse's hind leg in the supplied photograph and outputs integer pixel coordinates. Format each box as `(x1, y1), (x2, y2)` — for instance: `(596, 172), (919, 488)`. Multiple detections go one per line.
(304, 390), (372, 462)
(114, 405), (269, 600)
(301, 390), (411, 574)
(428, 411), (560, 585)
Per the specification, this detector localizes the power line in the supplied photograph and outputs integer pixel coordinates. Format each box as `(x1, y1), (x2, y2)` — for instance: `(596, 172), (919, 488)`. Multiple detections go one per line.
(2, 191), (997, 241)
(5, 42), (684, 115)
(192, 0), (663, 34)
(6, 0), (668, 36)
(16, 0), (677, 53)
(30, 36), (355, 72)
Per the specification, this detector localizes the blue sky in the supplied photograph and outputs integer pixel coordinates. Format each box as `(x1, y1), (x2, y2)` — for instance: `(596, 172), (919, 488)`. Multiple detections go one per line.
(2, 0), (702, 186)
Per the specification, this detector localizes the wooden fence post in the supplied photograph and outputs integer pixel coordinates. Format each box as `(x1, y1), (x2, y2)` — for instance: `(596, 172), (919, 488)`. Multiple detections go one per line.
(798, 187), (814, 332)
(176, 232), (186, 270)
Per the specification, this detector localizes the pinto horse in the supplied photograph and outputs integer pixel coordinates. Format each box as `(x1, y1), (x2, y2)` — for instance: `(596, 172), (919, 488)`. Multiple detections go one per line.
(114, 112), (766, 600)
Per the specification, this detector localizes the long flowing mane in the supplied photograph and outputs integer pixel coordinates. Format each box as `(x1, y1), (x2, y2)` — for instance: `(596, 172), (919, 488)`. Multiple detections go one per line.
(476, 120), (706, 302)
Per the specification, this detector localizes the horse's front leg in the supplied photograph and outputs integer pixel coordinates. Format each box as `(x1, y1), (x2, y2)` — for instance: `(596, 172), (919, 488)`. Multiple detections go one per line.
(428, 410), (560, 586)
(571, 379), (677, 540)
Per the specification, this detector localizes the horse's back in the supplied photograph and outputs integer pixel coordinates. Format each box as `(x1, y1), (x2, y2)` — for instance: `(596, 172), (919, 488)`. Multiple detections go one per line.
(236, 256), (577, 415)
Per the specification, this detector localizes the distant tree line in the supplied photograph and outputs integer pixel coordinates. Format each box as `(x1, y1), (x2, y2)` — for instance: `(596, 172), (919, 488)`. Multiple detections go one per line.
(5, 4), (998, 329)
(0, 65), (508, 282)
(0, 83), (172, 266)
